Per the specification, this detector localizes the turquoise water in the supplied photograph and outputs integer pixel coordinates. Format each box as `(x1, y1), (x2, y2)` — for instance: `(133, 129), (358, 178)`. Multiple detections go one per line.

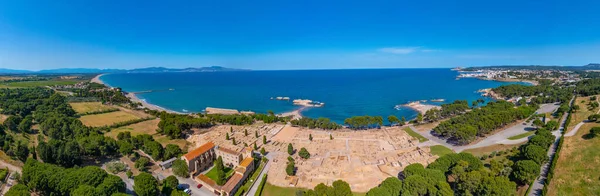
(100, 69), (525, 123)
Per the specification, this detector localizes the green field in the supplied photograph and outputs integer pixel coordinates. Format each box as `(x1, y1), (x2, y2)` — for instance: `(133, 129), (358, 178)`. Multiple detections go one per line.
(205, 166), (234, 183)
(0, 80), (81, 88)
(403, 127), (429, 142)
(507, 131), (535, 140)
(429, 145), (454, 156)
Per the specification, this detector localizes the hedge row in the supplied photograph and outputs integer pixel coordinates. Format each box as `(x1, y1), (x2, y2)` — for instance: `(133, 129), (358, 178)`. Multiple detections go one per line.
(97, 117), (156, 131)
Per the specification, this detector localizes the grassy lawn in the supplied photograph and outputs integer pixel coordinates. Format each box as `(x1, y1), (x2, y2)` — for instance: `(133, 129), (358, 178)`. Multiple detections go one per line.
(403, 127), (429, 142)
(566, 96), (597, 132)
(205, 166), (234, 183)
(429, 145), (454, 156)
(547, 122), (600, 195)
(69, 102), (116, 114)
(79, 111), (140, 127)
(261, 183), (365, 196)
(507, 131), (535, 140)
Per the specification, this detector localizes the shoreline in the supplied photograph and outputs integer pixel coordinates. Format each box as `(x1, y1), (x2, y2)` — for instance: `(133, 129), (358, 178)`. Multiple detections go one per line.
(277, 107), (305, 120)
(403, 101), (441, 114)
(90, 73), (107, 85)
(476, 77), (538, 86)
(92, 73), (184, 114)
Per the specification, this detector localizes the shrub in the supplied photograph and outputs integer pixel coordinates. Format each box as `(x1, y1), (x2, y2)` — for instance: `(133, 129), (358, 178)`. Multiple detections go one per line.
(106, 161), (127, 174)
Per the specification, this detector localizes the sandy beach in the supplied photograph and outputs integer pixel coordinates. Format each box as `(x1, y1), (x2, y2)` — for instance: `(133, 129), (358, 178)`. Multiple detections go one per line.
(404, 101), (441, 114)
(277, 107), (305, 120)
(125, 92), (183, 114)
(90, 74), (106, 84)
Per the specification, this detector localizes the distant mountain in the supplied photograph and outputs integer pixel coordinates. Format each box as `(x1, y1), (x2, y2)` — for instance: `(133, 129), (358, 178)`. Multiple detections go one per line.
(0, 66), (248, 74)
(0, 68), (33, 74)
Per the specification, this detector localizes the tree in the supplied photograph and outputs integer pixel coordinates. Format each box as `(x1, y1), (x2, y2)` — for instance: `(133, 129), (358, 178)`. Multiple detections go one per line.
(230, 127), (233, 133)
(134, 173), (158, 196)
(117, 140), (134, 156)
(309, 134), (313, 141)
(4, 184), (30, 196)
(214, 156), (226, 185)
(263, 135), (267, 144)
(286, 161), (295, 176)
(255, 131), (259, 138)
(226, 133), (230, 140)
(253, 142), (258, 150)
(401, 116), (406, 125)
(135, 157), (150, 171)
(163, 144), (182, 160)
(72, 185), (98, 196)
(260, 147), (266, 155)
(162, 175), (179, 195)
(522, 144), (548, 164)
(245, 129), (248, 136)
(588, 114), (600, 122)
(288, 143), (294, 155)
(532, 119), (544, 128)
(379, 177), (402, 196)
(172, 159), (189, 177)
(330, 134), (333, 140)
(299, 147), (310, 159)
(544, 120), (559, 131)
(232, 137), (236, 145)
(388, 115), (400, 126)
(17, 116), (33, 133)
(402, 175), (428, 196)
(511, 160), (540, 185)
(332, 180), (352, 196)
(4, 115), (22, 131)
(416, 113), (423, 123)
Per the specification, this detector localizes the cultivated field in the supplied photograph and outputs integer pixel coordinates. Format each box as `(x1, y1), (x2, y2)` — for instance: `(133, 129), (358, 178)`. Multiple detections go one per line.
(548, 122), (600, 195)
(70, 102), (116, 114)
(105, 119), (188, 149)
(79, 111), (140, 127)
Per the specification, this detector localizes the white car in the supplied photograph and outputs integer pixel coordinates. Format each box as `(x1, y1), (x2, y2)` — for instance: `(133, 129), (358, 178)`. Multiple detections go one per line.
(184, 188), (192, 195)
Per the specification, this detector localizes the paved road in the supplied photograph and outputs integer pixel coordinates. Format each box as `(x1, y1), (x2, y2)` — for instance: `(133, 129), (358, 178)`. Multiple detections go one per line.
(247, 153), (274, 196)
(528, 98), (573, 196)
(412, 103), (559, 152)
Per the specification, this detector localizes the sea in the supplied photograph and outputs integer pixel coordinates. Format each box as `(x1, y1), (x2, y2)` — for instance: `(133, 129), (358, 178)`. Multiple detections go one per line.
(100, 69), (527, 123)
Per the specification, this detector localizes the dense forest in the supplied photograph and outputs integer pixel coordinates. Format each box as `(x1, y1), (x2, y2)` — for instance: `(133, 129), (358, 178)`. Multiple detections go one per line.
(433, 101), (536, 144)
(423, 100), (473, 123)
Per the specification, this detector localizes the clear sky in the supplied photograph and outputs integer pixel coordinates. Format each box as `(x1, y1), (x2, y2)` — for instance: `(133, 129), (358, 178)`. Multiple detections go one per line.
(1, 0), (599, 70)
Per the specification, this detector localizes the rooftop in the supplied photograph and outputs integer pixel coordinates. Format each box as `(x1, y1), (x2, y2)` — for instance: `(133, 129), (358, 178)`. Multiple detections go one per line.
(222, 173), (244, 193)
(218, 146), (241, 156)
(240, 157), (254, 168)
(183, 142), (215, 160)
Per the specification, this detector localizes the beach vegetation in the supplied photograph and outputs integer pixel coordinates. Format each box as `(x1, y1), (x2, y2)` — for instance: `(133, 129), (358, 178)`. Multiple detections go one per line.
(344, 115), (383, 129)
(291, 117), (341, 130)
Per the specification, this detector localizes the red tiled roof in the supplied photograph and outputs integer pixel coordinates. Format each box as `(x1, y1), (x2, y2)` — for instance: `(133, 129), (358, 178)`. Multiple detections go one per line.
(183, 142), (215, 160)
(222, 173), (243, 193)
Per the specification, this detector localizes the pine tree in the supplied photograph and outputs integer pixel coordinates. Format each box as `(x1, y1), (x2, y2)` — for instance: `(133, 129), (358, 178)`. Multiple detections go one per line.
(232, 138), (236, 145)
(226, 133), (230, 140)
(230, 127), (233, 133)
(309, 134), (313, 141)
(253, 142), (258, 150)
(244, 129), (248, 136)
(255, 131), (259, 138)
(263, 135), (267, 144)
(260, 147), (266, 155)
(288, 143), (294, 155)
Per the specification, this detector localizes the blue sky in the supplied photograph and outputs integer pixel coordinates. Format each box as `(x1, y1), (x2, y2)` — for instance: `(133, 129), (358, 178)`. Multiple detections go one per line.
(1, 0), (599, 70)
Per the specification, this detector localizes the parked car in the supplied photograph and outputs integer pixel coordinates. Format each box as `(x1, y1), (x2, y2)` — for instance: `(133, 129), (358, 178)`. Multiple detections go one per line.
(197, 184), (203, 189)
(184, 188), (192, 195)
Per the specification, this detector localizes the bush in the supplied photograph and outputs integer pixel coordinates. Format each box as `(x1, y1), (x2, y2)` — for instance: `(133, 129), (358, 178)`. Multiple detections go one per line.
(0, 169), (8, 182)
